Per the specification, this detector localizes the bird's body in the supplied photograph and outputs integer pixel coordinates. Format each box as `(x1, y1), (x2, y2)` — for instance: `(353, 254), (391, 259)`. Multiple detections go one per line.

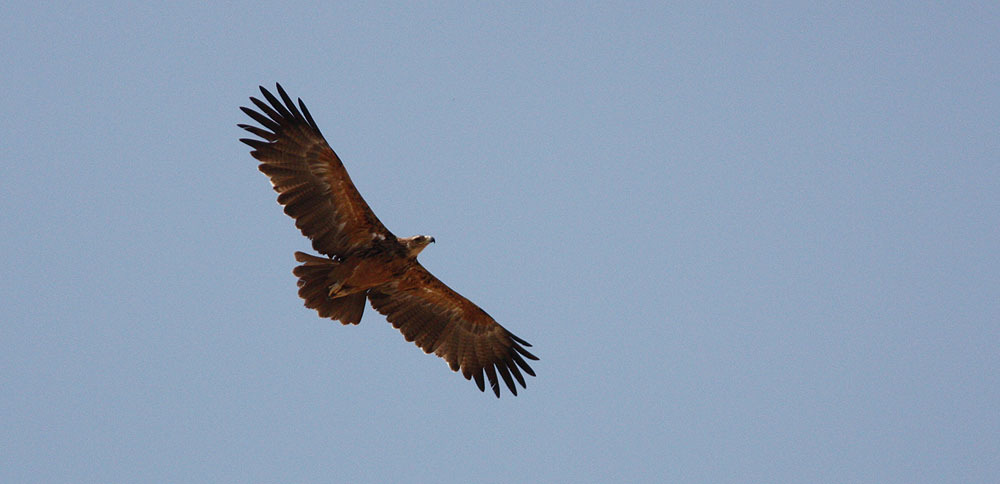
(239, 84), (537, 397)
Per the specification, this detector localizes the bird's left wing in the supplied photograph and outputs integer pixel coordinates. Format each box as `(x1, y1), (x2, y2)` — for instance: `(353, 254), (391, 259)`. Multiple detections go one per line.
(368, 263), (538, 397)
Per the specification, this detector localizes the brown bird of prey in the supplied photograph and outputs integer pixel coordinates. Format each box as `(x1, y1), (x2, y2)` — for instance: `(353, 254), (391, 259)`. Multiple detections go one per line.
(239, 84), (537, 397)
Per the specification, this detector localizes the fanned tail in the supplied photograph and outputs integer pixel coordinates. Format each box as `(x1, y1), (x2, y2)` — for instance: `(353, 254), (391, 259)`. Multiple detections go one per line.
(292, 251), (367, 325)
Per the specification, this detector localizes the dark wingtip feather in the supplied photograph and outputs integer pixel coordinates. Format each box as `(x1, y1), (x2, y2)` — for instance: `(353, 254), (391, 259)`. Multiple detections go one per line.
(239, 138), (269, 150)
(240, 106), (280, 132)
(275, 83), (290, 101)
(239, 124), (275, 140)
(249, 96), (284, 123)
(473, 370), (485, 392)
(507, 360), (526, 388)
(298, 98), (322, 134)
(496, 363), (517, 396)
(513, 344), (539, 361)
(484, 365), (500, 398)
(510, 352), (536, 377)
(258, 87), (292, 121)
(509, 333), (532, 347)
(275, 83), (304, 120)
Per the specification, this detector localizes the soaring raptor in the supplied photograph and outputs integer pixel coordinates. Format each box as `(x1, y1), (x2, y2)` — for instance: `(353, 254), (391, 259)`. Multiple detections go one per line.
(239, 84), (537, 397)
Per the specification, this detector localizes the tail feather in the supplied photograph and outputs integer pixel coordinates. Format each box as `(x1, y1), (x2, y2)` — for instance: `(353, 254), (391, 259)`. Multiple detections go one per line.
(292, 251), (367, 325)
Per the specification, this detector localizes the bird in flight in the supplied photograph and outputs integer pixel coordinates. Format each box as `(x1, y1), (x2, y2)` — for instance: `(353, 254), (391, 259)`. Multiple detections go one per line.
(239, 84), (537, 397)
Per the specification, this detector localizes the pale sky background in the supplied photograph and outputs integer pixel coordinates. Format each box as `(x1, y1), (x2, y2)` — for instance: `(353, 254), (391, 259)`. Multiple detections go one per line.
(2, 2), (998, 483)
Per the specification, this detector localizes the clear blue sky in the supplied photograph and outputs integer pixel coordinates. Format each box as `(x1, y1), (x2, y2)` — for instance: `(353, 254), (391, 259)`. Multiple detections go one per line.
(2, 2), (997, 483)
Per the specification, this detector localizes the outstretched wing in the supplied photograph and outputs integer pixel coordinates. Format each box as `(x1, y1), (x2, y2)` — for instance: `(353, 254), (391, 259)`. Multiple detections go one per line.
(239, 83), (393, 256)
(368, 263), (538, 397)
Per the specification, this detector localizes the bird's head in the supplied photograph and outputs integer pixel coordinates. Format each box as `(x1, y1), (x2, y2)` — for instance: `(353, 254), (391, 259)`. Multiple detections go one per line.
(401, 235), (435, 257)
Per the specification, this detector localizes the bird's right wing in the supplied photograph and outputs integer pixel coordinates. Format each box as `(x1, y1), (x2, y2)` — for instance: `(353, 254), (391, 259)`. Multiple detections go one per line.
(240, 83), (394, 256)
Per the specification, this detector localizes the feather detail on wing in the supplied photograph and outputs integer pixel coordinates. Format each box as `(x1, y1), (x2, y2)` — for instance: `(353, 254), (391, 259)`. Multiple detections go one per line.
(239, 83), (393, 256)
(368, 263), (538, 397)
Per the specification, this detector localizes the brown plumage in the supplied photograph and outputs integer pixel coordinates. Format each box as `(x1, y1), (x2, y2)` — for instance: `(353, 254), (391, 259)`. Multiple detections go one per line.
(239, 84), (537, 397)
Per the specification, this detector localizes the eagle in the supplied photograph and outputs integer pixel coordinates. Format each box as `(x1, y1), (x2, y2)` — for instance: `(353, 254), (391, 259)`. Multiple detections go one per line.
(239, 84), (537, 397)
